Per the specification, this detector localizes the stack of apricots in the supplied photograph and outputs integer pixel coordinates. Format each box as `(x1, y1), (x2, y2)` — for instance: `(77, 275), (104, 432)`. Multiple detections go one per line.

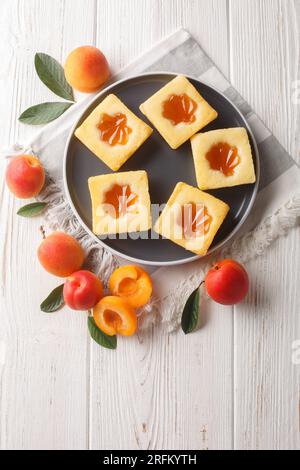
(6, 44), (250, 345)
(6, 151), (152, 336)
(5, 152), (152, 339)
(38, 232), (152, 337)
(5, 45), (154, 339)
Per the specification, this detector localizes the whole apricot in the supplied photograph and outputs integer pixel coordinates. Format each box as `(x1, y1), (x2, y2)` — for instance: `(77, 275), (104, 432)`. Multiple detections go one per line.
(63, 270), (103, 310)
(6, 154), (45, 198)
(93, 296), (137, 337)
(37, 232), (85, 277)
(64, 46), (110, 93)
(109, 265), (152, 308)
(205, 259), (249, 305)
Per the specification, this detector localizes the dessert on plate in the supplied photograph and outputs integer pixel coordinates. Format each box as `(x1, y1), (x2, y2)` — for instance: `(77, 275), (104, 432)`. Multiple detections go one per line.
(191, 127), (256, 190)
(139, 75), (218, 149)
(88, 170), (152, 235)
(154, 182), (229, 256)
(75, 94), (153, 171)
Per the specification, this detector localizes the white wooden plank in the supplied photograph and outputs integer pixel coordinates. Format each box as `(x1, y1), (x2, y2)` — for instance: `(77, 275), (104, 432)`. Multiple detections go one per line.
(0, 0), (95, 450)
(1, 0), (298, 451)
(229, 0), (300, 450)
(90, 301), (233, 450)
(90, 0), (232, 450)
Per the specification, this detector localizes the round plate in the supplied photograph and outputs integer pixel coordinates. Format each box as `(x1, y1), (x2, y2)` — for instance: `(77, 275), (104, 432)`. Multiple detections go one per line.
(64, 73), (260, 266)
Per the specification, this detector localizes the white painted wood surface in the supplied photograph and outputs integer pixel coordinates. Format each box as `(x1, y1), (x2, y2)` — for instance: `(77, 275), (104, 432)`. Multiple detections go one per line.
(0, 0), (299, 450)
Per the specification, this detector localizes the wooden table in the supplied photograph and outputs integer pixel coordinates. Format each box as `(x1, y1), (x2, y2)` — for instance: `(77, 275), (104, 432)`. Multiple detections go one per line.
(0, 0), (299, 450)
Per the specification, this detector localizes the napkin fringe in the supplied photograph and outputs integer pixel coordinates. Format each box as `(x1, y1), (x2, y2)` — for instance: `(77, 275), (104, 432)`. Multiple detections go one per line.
(38, 178), (160, 330)
(152, 193), (300, 332)
(38, 179), (119, 285)
(3, 144), (300, 333)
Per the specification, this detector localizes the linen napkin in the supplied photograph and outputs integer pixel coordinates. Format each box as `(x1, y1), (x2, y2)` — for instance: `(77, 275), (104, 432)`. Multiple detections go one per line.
(5, 29), (300, 331)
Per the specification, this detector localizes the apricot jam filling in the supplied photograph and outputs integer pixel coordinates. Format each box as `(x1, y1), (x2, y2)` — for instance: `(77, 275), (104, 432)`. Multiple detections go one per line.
(162, 93), (197, 125)
(205, 142), (240, 176)
(104, 184), (138, 218)
(97, 112), (132, 146)
(180, 203), (212, 239)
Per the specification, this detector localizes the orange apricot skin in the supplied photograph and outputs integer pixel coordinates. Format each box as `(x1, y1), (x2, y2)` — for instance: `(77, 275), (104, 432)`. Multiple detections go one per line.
(109, 265), (153, 308)
(37, 232), (85, 278)
(5, 155), (45, 199)
(64, 46), (110, 93)
(205, 259), (249, 305)
(93, 296), (137, 337)
(63, 270), (103, 310)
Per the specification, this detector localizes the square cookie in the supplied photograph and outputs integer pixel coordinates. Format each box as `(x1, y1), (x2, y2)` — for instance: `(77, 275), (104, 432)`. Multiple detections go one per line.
(191, 127), (256, 190)
(75, 94), (153, 171)
(88, 170), (152, 235)
(154, 182), (229, 256)
(139, 75), (218, 149)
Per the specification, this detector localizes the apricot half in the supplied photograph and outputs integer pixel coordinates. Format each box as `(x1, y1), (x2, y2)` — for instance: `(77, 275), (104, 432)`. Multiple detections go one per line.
(109, 265), (152, 308)
(93, 296), (137, 337)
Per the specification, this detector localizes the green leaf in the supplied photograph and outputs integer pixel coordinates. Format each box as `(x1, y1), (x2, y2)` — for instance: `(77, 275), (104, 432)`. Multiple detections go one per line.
(35, 52), (74, 101)
(19, 101), (73, 125)
(40, 284), (65, 313)
(88, 317), (117, 350)
(181, 287), (200, 334)
(17, 202), (47, 217)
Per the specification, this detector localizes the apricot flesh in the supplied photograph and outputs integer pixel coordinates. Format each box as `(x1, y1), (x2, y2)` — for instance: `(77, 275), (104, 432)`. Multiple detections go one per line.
(5, 154), (45, 199)
(64, 46), (110, 93)
(109, 265), (153, 308)
(93, 296), (137, 336)
(63, 270), (103, 310)
(37, 232), (85, 278)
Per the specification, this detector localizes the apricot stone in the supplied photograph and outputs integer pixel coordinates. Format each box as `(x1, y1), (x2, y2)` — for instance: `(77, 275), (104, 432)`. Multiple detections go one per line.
(37, 232), (85, 277)
(6, 154), (45, 199)
(64, 46), (110, 93)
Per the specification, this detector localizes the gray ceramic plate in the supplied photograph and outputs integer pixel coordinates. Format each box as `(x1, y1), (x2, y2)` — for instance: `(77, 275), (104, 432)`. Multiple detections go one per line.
(64, 73), (260, 266)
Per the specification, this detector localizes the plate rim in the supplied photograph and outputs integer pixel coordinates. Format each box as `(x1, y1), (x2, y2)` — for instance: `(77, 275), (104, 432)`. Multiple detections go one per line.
(63, 72), (260, 267)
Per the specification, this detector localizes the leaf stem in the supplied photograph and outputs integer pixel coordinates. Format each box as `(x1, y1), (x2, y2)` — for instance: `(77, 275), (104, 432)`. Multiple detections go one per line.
(39, 225), (46, 239)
